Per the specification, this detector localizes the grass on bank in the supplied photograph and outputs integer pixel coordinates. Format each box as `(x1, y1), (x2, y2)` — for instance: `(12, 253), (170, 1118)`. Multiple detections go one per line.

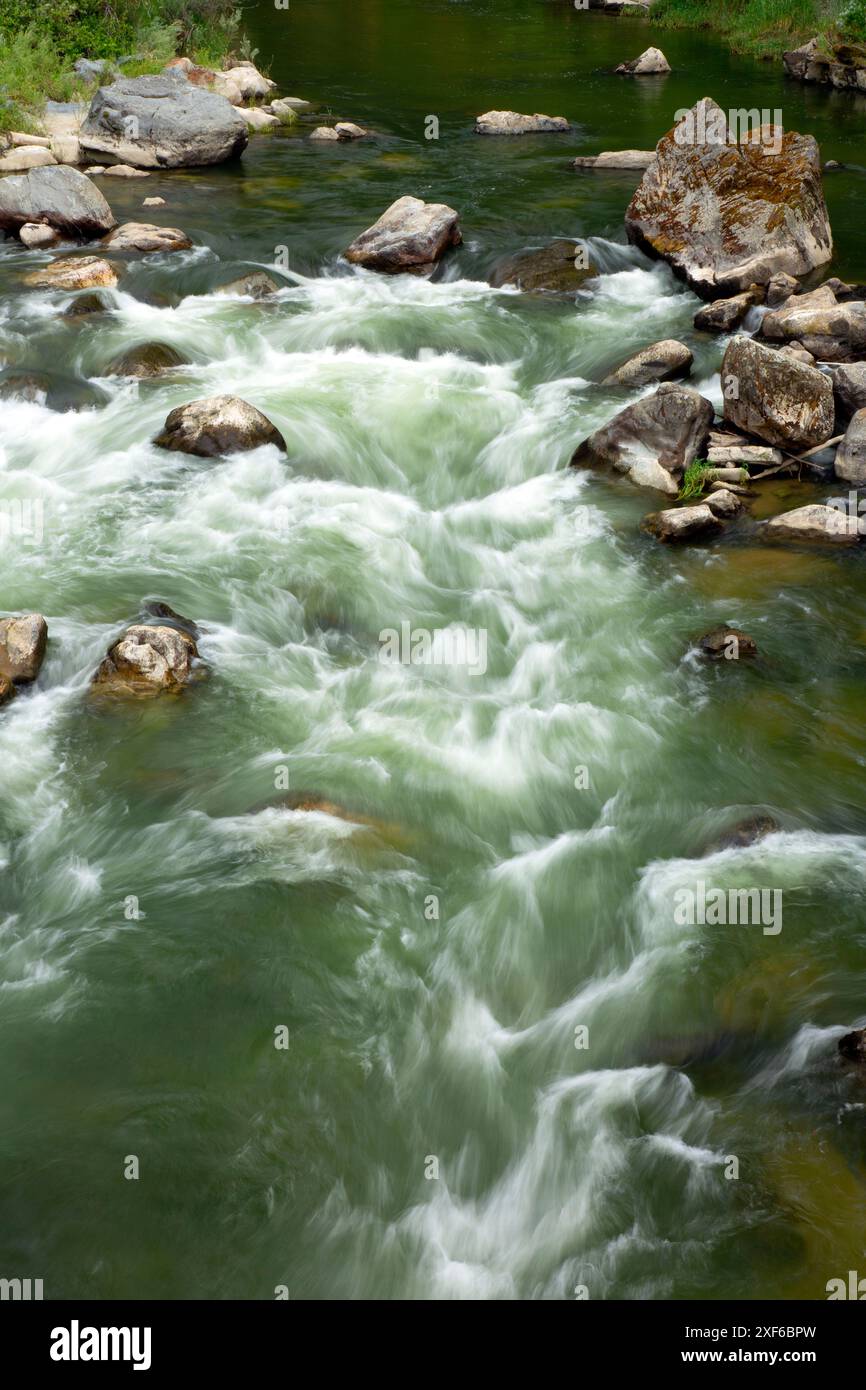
(651, 0), (864, 59)
(0, 1), (253, 133)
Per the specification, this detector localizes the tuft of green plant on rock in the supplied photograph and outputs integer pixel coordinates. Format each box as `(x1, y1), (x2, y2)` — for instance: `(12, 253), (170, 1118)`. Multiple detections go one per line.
(678, 460), (715, 501)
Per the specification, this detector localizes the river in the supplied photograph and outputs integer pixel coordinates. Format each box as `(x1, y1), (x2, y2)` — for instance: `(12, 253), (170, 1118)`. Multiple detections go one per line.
(1, 0), (865, 1300)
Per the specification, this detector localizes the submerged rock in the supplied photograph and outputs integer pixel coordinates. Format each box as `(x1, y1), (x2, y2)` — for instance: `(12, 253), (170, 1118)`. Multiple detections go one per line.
(139, 600), (200, 640)
(92, 623), (200, 697)
(105, 342), (188, 377)
(0, 368), (109, 411)
(0, 614), (48, 682)
(215, 271), (280, 299)
(625, 98), (833, 297)
(766, 504), (860, 544)
(0, 165), (116, 239)
(705, 814), (779, 852)
(602, 339), (692, 388)
(474, 110), (569, 135)
(615, 47), (671, 76)
(80, 71), (248, 168)
(344, 195), (461, 275)
(571, 382), (714, 495)
(101, 222), (192, 253)
(488, 239), (598, 295)
(24, 256), (119, 291)
(697, 625), (757, 660)
(573, 150), (655, 170)
(834, 408), (866, 485)
(62, 292), (111, 319)
(721, 336), (834, 449)
(153, 395), (286, 456)
(641, 503), (722, 541)
(694, 286), (763, 333)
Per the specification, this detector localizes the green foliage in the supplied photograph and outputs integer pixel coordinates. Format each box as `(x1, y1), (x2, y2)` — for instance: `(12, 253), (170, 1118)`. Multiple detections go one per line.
(0, 25), (85, 122)
(678, 460), (715, 500)
(838, 0), (866, 41)
(652, 0), (844, 57)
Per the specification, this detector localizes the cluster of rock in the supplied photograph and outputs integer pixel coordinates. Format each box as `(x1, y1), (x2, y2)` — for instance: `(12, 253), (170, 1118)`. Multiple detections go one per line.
(784, 35), (866, 92)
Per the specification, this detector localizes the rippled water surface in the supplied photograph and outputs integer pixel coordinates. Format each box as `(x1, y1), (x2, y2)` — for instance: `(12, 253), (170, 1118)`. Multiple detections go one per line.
(2, 0), (866, 1300)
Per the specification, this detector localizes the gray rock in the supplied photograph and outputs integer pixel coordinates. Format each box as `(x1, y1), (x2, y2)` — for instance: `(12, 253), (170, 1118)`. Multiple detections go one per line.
(215, 271), (280, 299)
(74, 58), (108, 82)
(573, 150), (655, 170)
(344, 195), (461, 275)
(0, 146), (58, 172)
(602, 338), (693, 388)
(571, 382), (714, 495)
(834, 408), (866, 484)
(101, 222), (192, 253)
(707, 444), (782, 466)
(626, 98), (832, 297)
(694, 286), (763, 333)
(0, 164), (116, 239)
(80, 71), (248, 169)
(766, 272), (801, 307)
(615, 47), (671, 76)
(832, 363), (866, 420)
(760, 284), (866, 362)
(474, 110), (570, 135)
(766, 503), (860, 544)
(704, 488), (743, 517)
(153, 394), (286, 456)
(721, 336), (834, 449)
(19, 222), (61, 249)
(0, 614), (48, 682)
(642, 503), (722, 541)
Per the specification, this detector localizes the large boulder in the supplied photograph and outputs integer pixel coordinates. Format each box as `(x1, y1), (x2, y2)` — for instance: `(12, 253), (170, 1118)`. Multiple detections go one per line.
(0, 614), (47, 683)
(625, 98), (833, 297)
(488, 239), (598, 295)
(760, 284), (866, 362)
(0, 165), (116, 239)
(766, 504), (860, 544)
(344, 195), (461, 275)
(91, 624), (199, 697)
(153, 395), (286, 456)
(570, 382), (714, 495)
(80, 72), (248, 168)
(721, 336), (834, 449)
(474, 111), (569, 135)
(834, 408), (866, 485)
(615, 48), (671, 76)
(832, 363), (866, 420)
(24, 256), (119, 291)
(602, 339), (692, 388)
(101, 222), (192, 253)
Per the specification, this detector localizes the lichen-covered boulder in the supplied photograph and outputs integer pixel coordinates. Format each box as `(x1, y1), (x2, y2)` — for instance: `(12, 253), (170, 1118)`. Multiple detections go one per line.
(626, 98), (833, 297)
(721, 336), (834, 449)
(153, 395), (286, 456)
(91, 624), (200, 696)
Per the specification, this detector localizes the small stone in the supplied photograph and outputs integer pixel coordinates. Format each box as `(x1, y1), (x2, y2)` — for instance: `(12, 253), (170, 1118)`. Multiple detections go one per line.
(101, 222), (192, 253)
(474, 110), (570, 135)
(142, 196), (166, 207)
(91, 624), (200, 697)
(603, 339), (692, 388)
(24, 255), (118, 291)
(0, 146), (58, 172)
(101, 164), (151, 178)
(697, 625), (757, 660)
(641, 503), (722, 541)
(215, 271), (280, 299)
(19, 222), (60, 249)
(0, 614), (48, 682)
(704, 488), (743, 517)
(615, 48), (671, 76)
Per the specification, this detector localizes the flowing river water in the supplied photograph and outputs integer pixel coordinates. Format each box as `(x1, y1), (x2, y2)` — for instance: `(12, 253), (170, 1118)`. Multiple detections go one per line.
(2, 0), (866, 1300)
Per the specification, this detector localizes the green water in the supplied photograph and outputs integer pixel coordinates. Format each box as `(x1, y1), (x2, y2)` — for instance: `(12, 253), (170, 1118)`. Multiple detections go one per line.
(2, 0), (866, 1300)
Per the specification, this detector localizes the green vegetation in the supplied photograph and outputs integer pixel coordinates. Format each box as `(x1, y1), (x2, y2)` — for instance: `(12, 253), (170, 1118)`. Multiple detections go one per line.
(0, 2), (250, 133)
(678, 460), (715, 500)
(652, 0), (846, 59)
